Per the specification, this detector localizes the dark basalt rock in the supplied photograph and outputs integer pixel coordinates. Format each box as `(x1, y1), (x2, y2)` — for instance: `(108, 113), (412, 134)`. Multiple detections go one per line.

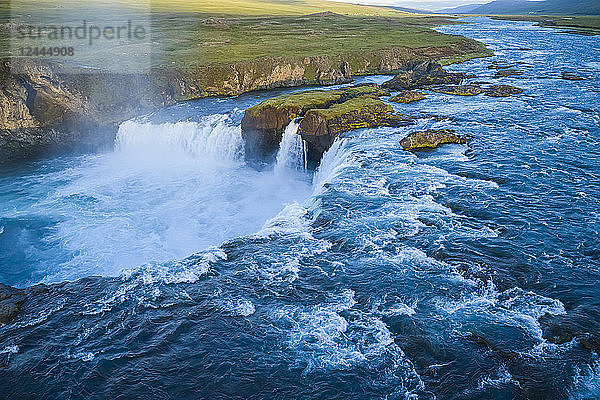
(493, 69), (523, 78)
(400, 129), (469, 151)
(579, 335), (600, 354)
(484, 84), (524, 97)
(431, 84), (484, 96)
(0, 284), (26, 325)
(467, 333), (520, 361)
(388, 90), (426, 103)
(382, 60), (467, 91)
(561, 71), (585, 81)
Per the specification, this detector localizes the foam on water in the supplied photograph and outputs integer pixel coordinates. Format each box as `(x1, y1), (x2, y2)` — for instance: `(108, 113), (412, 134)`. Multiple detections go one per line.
(570, 358), (600, 399)
(2, 114), (312, 286)
(116, 115), (244, 162)
(0, 345), (18, 354)
(270, 289), (430, 398)
(476, 365), (521, 390)
(312, 138), (353, 190)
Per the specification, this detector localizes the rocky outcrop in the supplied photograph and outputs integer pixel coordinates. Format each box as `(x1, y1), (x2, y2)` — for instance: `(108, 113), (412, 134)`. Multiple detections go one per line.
(241, 90), (343, 153)
(484, 84), (524, 97)
(400, 129), (469, 151)
(298, 96), (410, 161)
(389, 90), (426, 103)
(0, 284), (26, 324)
(242, 84), (410, 163)
(0, 59), (170, 163)
(431, 84), (484, 96)
(241, 84), (388, 156)
(382, 60), (467, 91)
(0, 283), (53, 325)
(487, 62), (514, 70)
(428, 83), (522, 98)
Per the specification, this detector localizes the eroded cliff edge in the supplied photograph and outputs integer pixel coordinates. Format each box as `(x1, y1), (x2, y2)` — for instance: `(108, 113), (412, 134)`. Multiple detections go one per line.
(0, 38), (489, 163)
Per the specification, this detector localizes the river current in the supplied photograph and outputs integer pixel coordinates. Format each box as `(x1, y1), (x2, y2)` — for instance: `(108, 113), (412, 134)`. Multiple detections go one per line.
(0, 17), (598, 399)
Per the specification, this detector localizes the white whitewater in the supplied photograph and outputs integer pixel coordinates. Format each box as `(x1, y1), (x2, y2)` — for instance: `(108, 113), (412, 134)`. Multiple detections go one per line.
(115, 114), (244, 162)
(15, 113), (312, 283)
(274, 119), (307, 174)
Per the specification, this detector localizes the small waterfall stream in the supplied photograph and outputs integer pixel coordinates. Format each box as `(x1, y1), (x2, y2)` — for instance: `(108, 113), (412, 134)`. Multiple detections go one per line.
(274, 119), (307, 174)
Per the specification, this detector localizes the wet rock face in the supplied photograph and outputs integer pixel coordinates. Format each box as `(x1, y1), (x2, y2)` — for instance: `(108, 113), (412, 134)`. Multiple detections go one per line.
(382, 60), (467, 91)
(241, 89), (347, 154)
(389, 90), (426, 103)
(428, 83), (522, 98)
(400, 129), (469, 151)
(0, 284), (26, 325)
(241, 86), (363, 158)
(0, 59), (171, 163)
(484, 84), (524, 97)
(487, 62), (514, 70)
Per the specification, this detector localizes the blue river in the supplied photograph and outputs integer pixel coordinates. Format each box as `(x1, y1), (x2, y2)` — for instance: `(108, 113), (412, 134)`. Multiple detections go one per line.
(0, 17), (598, 399)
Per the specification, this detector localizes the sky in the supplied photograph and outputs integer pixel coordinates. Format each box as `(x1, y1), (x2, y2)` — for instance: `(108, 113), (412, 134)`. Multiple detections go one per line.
(332, 0), (486, 11)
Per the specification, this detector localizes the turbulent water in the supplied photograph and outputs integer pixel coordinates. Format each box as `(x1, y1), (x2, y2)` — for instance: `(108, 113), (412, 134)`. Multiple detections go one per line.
(0, 17), (599, 399)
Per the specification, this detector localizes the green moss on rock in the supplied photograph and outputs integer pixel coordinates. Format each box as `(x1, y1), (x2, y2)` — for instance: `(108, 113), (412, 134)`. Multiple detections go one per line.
(389, 90), (426, 103)
(484, 85), (523, 97)
(299, 96), (404, 137)
(431, 84), (483, 96)
(493, 69), (523, 78)
(400, 129), (469, 151)
(241, 84), (411, 162)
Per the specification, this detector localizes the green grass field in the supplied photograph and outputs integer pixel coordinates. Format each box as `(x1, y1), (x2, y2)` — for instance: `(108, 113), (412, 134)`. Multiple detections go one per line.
(3, 0), (489, 75)
(152, 13), (471, 67)
(9, 0), (411, 17)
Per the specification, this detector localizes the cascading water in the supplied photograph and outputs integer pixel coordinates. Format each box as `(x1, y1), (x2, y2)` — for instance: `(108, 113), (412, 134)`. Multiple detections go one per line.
(2, 18), (600, 398)
(115, 114), (244, 162)
(0, 113), (312, 286)
(312, 138), (349, 189)
(274, 119), (307, 174)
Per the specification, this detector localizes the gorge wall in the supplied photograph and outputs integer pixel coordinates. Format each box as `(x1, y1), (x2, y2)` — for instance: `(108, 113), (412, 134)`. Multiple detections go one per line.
(0, 38), (489, 163)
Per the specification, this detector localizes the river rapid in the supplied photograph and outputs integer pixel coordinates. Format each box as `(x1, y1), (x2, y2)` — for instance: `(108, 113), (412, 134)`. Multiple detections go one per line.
(0, 17), (599, 399)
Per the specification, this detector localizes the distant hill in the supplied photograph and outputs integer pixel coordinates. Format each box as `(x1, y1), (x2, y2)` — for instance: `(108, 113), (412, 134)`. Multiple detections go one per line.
(436, 4), (485, 13)
(387, 6), (434, 14)
(437, 0), (600, 15)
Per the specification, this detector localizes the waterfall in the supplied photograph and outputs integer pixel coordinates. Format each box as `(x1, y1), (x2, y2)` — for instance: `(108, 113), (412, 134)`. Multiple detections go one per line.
(274, 119), (307, 174)
(115, 114), (244, 162)
(312, 137), (349, 189)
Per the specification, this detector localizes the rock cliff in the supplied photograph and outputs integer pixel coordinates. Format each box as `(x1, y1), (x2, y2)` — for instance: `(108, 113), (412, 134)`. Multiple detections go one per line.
(0, 37), (488, 163)
(241, 84), (411, 164)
